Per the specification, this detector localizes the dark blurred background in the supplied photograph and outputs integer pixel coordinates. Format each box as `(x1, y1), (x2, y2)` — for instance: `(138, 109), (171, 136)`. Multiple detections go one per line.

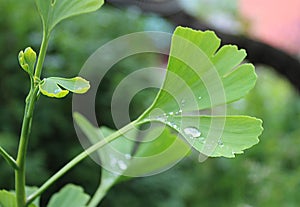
(1, 0), (300, 206)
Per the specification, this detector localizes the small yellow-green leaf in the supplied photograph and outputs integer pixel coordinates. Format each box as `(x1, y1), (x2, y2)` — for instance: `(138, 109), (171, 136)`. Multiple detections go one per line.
(39, 77), (90, 98)
(18, 47), (37, 75)
(39, 79), (69, 98)
(51, 77), (90, 94)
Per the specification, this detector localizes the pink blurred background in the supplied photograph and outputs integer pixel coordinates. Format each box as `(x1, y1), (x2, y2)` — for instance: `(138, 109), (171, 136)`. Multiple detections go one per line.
(239, 0), (300, 54)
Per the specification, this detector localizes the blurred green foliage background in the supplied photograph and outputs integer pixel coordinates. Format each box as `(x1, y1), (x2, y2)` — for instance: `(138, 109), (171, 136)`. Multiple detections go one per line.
(1, 1), (300, 207)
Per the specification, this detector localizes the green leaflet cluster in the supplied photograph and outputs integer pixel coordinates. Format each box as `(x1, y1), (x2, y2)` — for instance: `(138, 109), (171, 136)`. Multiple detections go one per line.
(18, 46), (90, 98)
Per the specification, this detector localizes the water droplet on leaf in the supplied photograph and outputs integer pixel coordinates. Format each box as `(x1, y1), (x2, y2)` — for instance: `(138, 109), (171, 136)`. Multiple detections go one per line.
(218, 140), (224, 147)
(54, 89), (61, 94)
(181, 99), (185, 107)
(175, 109), (183, 115)
(183, 127), (201, 138)
(156, 116), (167, 122)
(125, 154), (132, 160)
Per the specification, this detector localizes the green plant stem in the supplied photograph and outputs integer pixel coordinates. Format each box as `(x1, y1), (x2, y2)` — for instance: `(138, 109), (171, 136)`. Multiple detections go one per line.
(0, 146), (19, 170)
(34, 32), (49, 82)
(15, 86), (39, 207)
(26, 121), (137, 206)
(15, 31), (50, 207)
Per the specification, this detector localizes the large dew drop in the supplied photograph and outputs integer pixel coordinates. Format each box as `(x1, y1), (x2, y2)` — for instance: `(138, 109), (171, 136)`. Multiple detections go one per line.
(183, 127), (201, 138)
(117, 160), (128, 170)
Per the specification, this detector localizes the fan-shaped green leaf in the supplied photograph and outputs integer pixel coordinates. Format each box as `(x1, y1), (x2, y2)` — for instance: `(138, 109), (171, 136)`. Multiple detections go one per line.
(39, 77), (90, 98)
(136, 26), (262, 158)
(35, 0), (104, 33)
(47, 184), (90, 207)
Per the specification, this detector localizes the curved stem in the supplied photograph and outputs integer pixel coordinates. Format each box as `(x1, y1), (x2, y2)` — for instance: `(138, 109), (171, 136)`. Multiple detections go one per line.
(26, 121), (137, 205)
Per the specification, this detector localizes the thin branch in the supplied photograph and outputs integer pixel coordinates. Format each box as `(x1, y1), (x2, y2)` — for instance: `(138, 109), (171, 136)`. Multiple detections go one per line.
(0, 146), (19, 170)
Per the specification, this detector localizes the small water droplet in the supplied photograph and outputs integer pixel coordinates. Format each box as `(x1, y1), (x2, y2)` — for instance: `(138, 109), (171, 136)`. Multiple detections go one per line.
(183, 127), (201, 138)
(198, 96), (202, 100)
(125, 154), (131, 160)
(175, 109), (183, 115)
(173, 124), (179, 130)
(167, 121), (177, 129)
(156, 116), (167, 122)
(168, 112), (174, 116)
(117, 160), (127, 170)
(54, 89), (61, 94)
(218, 140), (224, 147)
(181, 99), (185, 106)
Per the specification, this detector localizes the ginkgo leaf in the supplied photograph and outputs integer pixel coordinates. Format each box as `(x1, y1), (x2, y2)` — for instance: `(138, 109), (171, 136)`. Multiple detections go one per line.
(135, 26), (263, 158)
(35, 0), (104, 33)
(39, 77), (90, 98)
